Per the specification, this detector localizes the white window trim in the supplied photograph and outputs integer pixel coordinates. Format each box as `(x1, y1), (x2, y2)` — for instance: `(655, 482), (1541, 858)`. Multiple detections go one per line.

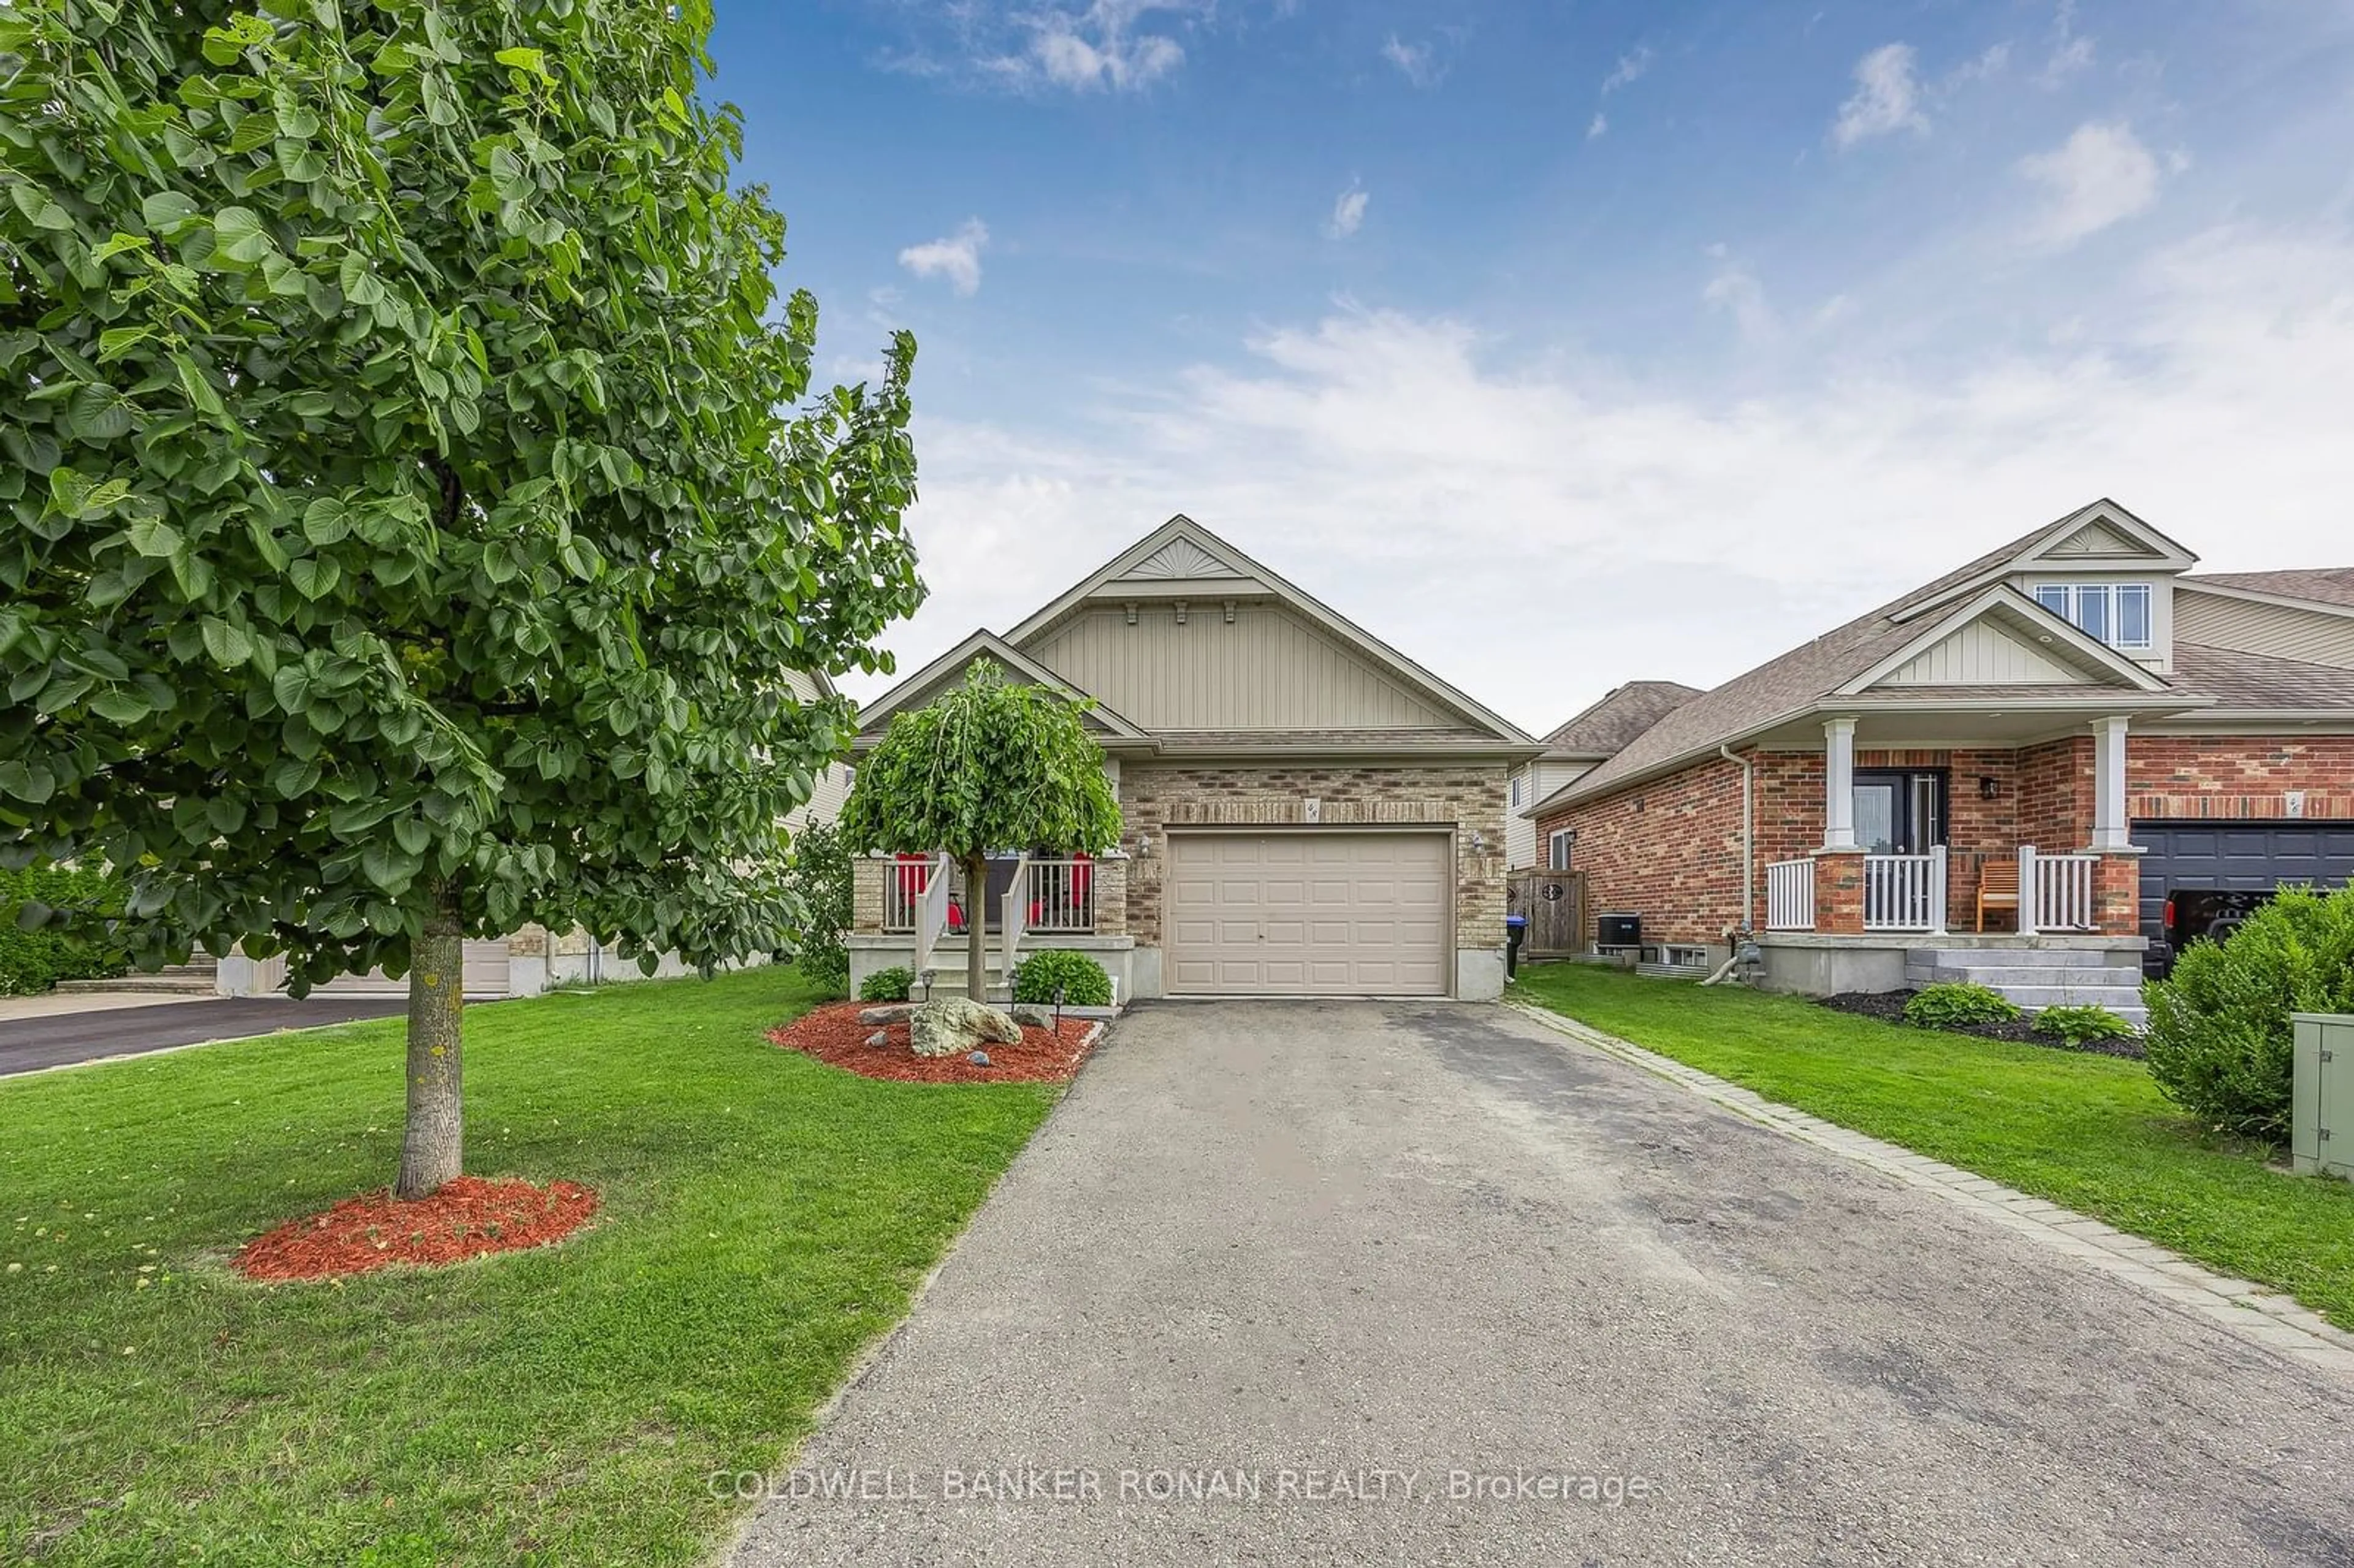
(2034, 581), (2152, 651)
(1510, 774), (1523, 807)
(1547, 828), (1574, 870)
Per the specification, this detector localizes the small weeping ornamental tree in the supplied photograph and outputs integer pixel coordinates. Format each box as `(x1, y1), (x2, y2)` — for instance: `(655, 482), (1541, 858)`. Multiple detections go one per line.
(838, 664), (1121, 1002)
(0, 1), (924, 1196)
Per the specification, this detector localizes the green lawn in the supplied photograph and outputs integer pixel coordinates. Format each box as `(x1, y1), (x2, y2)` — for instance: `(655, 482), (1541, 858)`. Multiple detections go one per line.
(1, 968), (1056, 1566)
(1510, 962), (2354, 1330)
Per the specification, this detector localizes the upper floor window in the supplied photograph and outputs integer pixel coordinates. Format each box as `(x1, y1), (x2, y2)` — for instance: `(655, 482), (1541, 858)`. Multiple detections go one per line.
(2034, 582), (2152, 650)
(1510, 774), (1523, 807)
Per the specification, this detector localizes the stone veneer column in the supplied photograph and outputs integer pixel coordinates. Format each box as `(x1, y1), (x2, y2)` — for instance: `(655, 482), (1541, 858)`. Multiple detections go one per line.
(851, 858), (886, 934)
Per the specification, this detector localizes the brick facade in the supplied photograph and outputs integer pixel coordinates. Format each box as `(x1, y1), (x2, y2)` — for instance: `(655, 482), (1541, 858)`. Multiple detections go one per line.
(1118, 762), (1510, 954)
(2126, 735), (2354, 820)
(1535, 730), (2354, 948)
(851, 763), (1510, 962)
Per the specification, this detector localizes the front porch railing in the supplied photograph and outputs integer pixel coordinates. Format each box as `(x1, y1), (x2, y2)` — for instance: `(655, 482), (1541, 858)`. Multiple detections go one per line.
(1864, 847), (1948, 934)
(882, 853), (1097, 940)
(1766, 859), (1815, 931)
(2022, 846), (2097, 934)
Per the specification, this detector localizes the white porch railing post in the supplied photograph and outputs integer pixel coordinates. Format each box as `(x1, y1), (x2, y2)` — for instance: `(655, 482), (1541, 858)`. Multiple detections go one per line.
(1929, 845), (1948, 936)
(1000, 853), (1030, 994)
(914, 851), (953, 973)
(2017, 845), (2039, 937)
(1766, 859), (1815, 931)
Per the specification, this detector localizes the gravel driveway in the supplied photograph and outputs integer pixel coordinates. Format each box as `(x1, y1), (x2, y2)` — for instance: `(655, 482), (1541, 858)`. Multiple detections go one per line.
(725, 1000), (2354, 1567)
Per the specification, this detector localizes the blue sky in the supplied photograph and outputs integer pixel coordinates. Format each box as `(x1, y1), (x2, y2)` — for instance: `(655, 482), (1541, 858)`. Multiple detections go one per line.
(709, 1), (2354, 731)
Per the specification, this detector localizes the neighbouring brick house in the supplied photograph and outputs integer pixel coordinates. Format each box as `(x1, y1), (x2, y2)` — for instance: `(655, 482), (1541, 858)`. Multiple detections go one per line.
(847, 516), (1539, 1001)
(1527, 499), (2354, 1016)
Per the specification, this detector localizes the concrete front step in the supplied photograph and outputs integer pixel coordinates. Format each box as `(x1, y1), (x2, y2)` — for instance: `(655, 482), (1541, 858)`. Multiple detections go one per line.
(1902, 946), (2131, 970)
(1906, 965), (2144, 989)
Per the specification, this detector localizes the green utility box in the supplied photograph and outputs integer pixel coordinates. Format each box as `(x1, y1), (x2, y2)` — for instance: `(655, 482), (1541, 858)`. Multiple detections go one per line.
(2292, 1014), (2354, 1179)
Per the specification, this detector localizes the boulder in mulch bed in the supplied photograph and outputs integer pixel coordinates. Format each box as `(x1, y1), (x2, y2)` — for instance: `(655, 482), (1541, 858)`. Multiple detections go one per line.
(910, 996), (1023, 1058)
(234, 1177), (600, 1282)
(858, 1004), (917, 1026)
(771, 1002), (1101, 1083)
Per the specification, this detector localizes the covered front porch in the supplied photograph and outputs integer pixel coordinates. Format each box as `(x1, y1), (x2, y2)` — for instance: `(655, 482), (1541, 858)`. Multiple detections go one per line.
(1737, 709), (2155, 1017)
(850, 851), (1139, 1002)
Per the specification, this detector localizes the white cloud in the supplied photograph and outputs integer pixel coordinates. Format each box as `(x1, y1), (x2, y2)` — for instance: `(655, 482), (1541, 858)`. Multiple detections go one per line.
(1702, 249), (1778, 343)
(848, 224), (2354, 733)
(2037, 0), (2095, 85)
(897, 219), (991, 295)
(988, 1), (1196, 93)
(1587, 112), (1608, 140)
(1600, 47), (1651, 96)
(2019, 122), (2162, 247)
(1325, 183), (1369, 240)
(1832, 43), (1929, 148)
(1381, 34), (1438, 88)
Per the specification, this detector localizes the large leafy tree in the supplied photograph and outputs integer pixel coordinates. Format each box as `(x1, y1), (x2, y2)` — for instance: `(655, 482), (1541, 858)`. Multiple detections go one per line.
(839, 664), (1121, 1002)
(0, 1), (924, 1195)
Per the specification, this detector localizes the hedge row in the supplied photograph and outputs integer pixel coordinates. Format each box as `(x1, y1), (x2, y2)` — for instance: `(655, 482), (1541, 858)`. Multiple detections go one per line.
(0, 866), (131, 996)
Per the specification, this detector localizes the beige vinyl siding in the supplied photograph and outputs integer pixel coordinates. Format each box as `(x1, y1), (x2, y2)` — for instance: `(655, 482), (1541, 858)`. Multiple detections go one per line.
(1506, 758), (1594, 867)
(2174, 588), (2354, 669)
(789, 762), (848, 829)
(1875, 620), (2088, 686)
(1024, 603), (1461, 731)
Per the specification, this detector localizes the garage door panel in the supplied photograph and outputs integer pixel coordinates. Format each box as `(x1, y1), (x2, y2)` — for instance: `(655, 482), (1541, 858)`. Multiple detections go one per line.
(1165, 832), (1450, 996)
(2135, 821), (2354, 942)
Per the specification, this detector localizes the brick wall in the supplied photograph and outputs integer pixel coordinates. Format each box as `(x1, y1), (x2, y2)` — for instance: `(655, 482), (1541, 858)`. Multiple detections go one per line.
(2127, 734), (2354, 820)
(1538, 753), (1746, 946)
(1118, 762), (1509, 953)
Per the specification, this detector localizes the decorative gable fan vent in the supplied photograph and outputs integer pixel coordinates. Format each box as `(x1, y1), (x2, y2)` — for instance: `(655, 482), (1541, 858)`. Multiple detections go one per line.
(1126, 537), (1240, 580)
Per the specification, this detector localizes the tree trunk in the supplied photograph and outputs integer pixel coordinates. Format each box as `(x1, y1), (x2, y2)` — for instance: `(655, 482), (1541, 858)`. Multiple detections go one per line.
(395, 888), (465, 1200)
(965, 850), (991, 1002)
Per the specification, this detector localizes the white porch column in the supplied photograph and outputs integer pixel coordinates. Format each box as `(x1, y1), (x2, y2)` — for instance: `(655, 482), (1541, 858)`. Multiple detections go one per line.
(2090, 715), (2132, 851)
(1821, 717), (1859, 851)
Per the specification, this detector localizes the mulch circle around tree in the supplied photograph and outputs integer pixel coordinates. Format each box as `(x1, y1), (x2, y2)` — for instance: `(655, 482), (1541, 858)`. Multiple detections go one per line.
(771, 1002), (1102, 1083)
(234, 1177), (601, 1282)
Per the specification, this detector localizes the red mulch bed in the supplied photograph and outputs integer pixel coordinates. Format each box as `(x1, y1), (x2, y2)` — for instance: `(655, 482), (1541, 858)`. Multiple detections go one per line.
(769, 1002), (1102, 1083)
(234, 1176), (600, 1282)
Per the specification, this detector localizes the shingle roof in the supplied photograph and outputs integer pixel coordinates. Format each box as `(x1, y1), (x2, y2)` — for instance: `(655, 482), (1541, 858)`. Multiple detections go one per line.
(1541, 682), (1703, 756)
(2170, 644), (2354, 710)
(1550, 504), (2190, 809)
(2184, 568), (2354, 611)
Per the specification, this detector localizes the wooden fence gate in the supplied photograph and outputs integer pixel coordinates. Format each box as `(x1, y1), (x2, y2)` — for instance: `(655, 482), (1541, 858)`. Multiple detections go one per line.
(1508, 869), (1587, 957)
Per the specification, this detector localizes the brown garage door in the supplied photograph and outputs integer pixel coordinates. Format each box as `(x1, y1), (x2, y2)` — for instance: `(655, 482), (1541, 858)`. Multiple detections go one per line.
(1165, 831), (1450, 996)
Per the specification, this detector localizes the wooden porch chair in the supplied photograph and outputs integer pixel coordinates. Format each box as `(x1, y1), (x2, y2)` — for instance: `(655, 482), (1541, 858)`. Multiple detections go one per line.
(1975, 859), (2019, 932)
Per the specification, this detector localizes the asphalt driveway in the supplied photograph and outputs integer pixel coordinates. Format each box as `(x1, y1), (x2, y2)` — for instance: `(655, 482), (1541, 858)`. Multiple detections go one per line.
(726, 1000), (2354, 1567)
(0, 996), (409, 1076)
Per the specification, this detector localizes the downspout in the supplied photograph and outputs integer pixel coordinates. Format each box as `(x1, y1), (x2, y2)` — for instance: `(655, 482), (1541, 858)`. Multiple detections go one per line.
(1701, 743), (1755, 986)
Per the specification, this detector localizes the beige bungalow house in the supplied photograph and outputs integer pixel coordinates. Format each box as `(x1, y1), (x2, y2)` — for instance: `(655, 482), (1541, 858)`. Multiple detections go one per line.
(846, 516), (1540, 1002)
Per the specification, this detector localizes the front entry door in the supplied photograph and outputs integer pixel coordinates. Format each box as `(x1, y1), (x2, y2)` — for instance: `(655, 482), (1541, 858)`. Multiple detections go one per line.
(1853, 771), (1946, 854)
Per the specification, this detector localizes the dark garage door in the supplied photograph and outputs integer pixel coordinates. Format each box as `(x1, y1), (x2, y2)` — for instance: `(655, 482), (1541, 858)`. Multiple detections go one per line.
(2135, 821), (2354, 947)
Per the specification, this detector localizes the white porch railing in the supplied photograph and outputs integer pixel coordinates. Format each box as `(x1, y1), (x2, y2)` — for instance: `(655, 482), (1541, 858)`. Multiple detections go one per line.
(1766, 859), (1816, 931)
(999, 853), (1031, 986)
(1863, 847), (1948, 934)
(912, 853), (953, 973)
(2021, 846), (2097, 934)
(1026, 858), (1097, 934)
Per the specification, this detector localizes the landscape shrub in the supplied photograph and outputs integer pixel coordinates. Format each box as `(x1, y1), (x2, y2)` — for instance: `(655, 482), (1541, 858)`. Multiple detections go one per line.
(1010, 949), (1113, 1007)
(1903, 982), (2022, 1030)
(858, 966), (912, 1003)
(0, 866), (130, 996)
(2143, 883), (2354, 1141)
(2031, 1004), (2138, 1048)
(784, 821), (853, 993)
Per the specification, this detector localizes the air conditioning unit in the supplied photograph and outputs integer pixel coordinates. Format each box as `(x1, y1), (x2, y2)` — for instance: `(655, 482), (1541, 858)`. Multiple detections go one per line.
(1597, 913), (1641, 948)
